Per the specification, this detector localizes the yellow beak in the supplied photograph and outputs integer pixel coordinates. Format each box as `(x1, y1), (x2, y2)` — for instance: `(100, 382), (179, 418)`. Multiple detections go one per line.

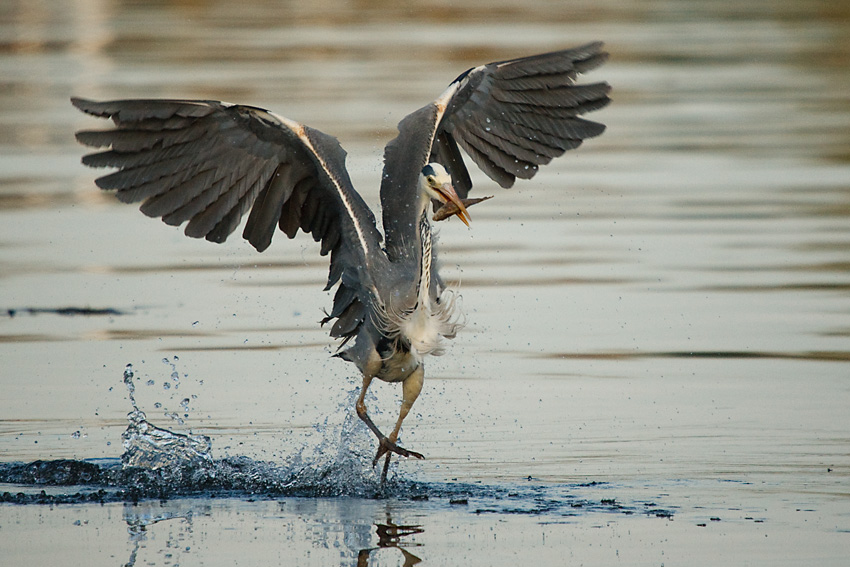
(437, 182), (470, 227)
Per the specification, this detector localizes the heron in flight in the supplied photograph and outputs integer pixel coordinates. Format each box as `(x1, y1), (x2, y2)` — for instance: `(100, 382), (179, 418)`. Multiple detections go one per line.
(72, 42), (610, 481)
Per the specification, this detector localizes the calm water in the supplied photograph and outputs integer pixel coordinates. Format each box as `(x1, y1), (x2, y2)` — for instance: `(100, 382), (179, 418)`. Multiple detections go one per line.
(2, 0), (849, 565)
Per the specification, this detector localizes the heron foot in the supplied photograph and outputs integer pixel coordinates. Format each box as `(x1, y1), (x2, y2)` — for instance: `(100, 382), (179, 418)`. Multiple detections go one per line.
(373, 436), (424, 467)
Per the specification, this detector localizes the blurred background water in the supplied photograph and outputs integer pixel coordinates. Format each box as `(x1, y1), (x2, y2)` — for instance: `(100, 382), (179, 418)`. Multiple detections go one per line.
(1, 1), (849, 565)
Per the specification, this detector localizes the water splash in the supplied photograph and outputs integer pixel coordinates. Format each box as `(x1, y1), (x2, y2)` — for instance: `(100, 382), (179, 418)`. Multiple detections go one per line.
(0, 364), (675, 521)
(114, 364), (389, 497)
(0, 455), (676, 522)
(121, 364), (212, 470)
(121, 410), (212, 470)
(277, 387), (387, 496)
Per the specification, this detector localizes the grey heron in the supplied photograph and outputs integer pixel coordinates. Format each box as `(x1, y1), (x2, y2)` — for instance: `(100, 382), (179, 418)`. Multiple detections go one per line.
(72, 42), (610, 481)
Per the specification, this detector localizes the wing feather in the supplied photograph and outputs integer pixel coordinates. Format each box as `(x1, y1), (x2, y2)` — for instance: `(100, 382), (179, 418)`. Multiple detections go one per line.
(379, 42), (610, 258)
(72, 97), (385, 344)
(243, 163), (296, 251)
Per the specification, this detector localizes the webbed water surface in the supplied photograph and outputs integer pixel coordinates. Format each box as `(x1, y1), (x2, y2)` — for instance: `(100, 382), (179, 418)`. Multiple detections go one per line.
(2, 1), (849, 565)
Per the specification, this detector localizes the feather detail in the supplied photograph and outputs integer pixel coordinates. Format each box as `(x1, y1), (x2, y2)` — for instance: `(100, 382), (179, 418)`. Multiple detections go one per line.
(373, 209), (464, 359)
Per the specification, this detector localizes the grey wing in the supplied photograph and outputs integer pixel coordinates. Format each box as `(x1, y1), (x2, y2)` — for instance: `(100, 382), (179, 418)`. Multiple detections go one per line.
(434, 42), (611, 195)
(380, 42), (610, 258)
(72, 97), (384, 341)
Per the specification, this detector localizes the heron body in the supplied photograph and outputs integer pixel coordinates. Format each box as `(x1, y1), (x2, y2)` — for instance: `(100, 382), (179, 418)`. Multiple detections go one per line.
(73, 43), (610, 480)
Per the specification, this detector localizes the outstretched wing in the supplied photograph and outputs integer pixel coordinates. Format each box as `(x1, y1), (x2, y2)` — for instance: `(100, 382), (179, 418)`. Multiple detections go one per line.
(72, 98), (384, 340)
(380, 42), (610, 260)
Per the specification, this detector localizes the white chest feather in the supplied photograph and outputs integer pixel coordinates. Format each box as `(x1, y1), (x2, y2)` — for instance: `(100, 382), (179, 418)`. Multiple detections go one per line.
(400, 298), (456, 360)
(377, 212), (463, 361)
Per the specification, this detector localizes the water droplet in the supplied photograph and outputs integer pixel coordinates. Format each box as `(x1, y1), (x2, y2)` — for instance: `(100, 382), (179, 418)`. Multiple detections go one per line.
(123, 364), (138, 410)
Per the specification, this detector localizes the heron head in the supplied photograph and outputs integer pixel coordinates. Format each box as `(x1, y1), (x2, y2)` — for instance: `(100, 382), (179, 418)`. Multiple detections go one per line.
(420, 163), (470, 226)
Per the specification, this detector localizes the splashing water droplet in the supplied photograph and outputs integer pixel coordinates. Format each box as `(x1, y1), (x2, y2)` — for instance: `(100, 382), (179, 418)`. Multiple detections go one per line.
(119, 362), (212, 471)
(164, 412), (184, 425)
(124, 364), (139, 411)
(122, 408), (210, 470)
(115, 370), (412, 496)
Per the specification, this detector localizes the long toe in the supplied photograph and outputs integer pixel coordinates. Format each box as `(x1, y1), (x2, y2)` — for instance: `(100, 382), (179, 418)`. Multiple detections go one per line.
(373, 437), (424, 465)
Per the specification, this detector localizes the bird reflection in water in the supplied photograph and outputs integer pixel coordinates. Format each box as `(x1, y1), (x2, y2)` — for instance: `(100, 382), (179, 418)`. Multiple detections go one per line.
(358, 518), (425, 567)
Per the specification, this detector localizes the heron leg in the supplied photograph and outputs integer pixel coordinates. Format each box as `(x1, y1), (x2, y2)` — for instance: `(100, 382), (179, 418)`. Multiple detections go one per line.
(355, 374), (423, 464)
(376, 367), (425, 481)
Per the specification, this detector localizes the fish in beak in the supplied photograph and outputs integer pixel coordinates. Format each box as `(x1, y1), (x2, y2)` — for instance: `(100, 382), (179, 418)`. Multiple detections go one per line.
(433, 194), (493, 223)
(434, 182), (471, 226)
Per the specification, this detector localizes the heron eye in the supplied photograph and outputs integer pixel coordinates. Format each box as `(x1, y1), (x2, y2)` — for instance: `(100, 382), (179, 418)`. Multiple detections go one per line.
(427, 176), (435, 185)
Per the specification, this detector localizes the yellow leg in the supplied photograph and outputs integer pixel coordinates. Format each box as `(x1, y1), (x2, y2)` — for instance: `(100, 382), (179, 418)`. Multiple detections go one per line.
(355, 372), (425, 468)
(390, 366), (424, 444)
(379, 366), (425, 482)
(356, 375), (378, 435)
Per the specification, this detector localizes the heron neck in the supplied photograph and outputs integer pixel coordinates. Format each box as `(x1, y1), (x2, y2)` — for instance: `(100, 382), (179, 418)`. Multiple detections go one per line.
(416, 209), (433, 308)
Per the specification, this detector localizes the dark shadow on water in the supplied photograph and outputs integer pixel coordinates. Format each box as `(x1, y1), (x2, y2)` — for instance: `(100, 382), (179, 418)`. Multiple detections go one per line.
(4, 306), (126, 318)
(541, 349), (850, 363)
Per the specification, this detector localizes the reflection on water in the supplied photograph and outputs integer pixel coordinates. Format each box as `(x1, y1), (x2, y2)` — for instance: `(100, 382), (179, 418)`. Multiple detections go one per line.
(123, 501), (205, 567)
(2, 0), (850, 565)
(358, 519), (425, 567)
(120, 502), (426, 567)
(121, 505), (428, 567)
